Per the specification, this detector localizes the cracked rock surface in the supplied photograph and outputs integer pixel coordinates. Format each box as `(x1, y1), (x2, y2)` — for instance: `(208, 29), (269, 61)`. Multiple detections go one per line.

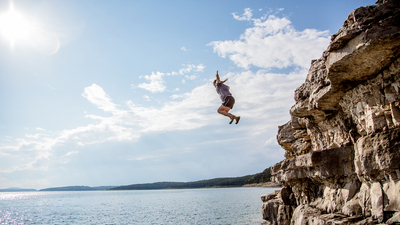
(262, 0), (400, 224)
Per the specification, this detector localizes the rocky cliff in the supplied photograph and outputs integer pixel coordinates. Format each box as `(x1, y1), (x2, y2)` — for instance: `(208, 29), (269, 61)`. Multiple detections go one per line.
(262, 0), (400, 224)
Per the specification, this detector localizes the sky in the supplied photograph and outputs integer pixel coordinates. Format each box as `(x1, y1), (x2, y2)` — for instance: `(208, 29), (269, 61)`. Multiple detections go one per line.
(0, 0), (375, 189)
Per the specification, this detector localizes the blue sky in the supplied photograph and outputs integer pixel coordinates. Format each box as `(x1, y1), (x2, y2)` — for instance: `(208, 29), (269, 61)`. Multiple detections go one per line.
(0, 0), (375, 189)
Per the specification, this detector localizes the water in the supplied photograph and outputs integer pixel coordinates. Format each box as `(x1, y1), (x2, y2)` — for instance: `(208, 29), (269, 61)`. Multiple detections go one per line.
(0, 187), (278, 224)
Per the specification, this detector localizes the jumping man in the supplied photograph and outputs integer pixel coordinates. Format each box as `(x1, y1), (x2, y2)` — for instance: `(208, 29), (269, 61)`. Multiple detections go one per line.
(213, 71), (240, 124)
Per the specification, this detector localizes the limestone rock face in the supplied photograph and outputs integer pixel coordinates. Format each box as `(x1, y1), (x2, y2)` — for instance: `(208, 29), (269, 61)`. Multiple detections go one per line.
(262, 0), (400, 224)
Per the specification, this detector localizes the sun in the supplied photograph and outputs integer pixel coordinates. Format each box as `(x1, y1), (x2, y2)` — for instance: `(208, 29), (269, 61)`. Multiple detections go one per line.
(0, 3), (32, 47)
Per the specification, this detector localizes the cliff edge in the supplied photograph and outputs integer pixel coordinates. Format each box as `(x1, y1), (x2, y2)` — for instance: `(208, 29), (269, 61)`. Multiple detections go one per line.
(262, 0), (400, 224)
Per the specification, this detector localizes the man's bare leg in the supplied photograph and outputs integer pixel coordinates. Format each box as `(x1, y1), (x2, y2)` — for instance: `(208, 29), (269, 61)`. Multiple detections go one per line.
(217, 105), (239, 124)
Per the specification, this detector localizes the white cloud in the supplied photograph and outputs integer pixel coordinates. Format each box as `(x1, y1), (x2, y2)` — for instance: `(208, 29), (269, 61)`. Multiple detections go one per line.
(82, 84), (121, 113)
(0, 82), (214, 164)
(232, 8), (253, 21)
(227, 69), (306, 131)
(143, 95), (151, 101)
(127, 84), (218, 133)
(170, 94), (180, 99)
(170, 93), (189, 100)
(25, 133), (41, 139)
(185, 75), (197, 80)
(136, 64), (205, 93)
(208, 11), (330, 70)
(179, 64), (205, 75)
(167, 71), (179, 76)
(2, 136), (12, 142)
(137, 72), (166, 93)
(181, 46), (187, 51)
(0, 160), (49, 174)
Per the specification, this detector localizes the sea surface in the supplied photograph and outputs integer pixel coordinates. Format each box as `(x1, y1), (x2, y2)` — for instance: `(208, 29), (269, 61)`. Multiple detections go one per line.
(0, 187), (279, 225)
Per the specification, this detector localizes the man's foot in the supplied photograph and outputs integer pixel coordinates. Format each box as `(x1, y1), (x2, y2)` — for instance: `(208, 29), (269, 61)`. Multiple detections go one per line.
(235, 116), (240, 124)
(229, 116), (235, 124)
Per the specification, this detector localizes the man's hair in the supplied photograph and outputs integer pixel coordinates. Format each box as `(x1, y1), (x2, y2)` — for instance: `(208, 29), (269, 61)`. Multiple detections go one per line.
(213, 79), (217, 85)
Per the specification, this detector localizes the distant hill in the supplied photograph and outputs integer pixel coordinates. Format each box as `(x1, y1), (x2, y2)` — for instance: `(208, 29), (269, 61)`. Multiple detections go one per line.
(171, 176), (254, 189)
(30, 163), (280, 192)
(0, 187), (37, 192)
(110, 163), (280, 191)
(110, 182), (185, 190)
(39, 185), (117, 191)
(110, 177), (256, 190)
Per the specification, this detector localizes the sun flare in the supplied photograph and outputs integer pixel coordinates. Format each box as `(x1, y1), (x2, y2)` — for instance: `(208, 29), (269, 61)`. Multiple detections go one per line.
(0, 3), (32, 47)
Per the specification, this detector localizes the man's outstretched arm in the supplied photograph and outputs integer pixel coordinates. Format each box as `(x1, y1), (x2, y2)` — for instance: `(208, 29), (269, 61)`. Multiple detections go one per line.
(216, 70), (227, 83)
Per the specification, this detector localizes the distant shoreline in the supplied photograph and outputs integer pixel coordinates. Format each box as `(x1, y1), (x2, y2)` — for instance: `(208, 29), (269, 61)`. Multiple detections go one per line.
(0, 183), (282, 193)
(242, 182), (281, 188)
